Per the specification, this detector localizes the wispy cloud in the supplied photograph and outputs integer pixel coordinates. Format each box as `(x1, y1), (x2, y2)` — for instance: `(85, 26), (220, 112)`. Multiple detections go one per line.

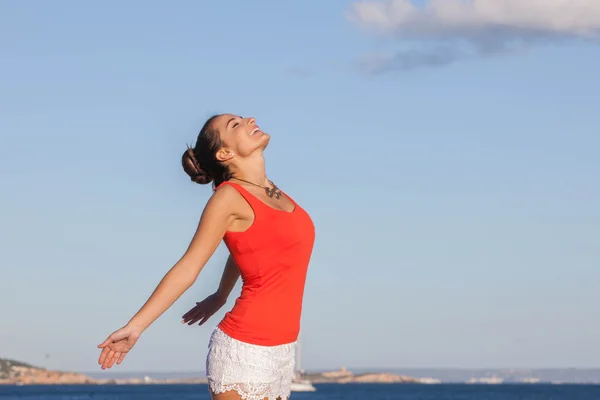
(359, 46), (466, 74)
(348, 0), (600, 72)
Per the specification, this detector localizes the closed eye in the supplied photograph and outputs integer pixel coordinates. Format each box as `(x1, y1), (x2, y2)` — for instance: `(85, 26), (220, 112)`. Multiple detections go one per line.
(227, 116), (243, 130)
(233, 116), (244, 128)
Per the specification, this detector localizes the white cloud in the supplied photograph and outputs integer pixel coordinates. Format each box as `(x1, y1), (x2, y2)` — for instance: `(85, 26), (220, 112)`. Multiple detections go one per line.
(349, 0), (600, 37)
(347, 0), (600, 72)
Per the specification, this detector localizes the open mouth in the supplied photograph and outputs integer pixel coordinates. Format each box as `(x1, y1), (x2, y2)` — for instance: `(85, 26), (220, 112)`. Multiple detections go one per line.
(249, 127), (262, 136)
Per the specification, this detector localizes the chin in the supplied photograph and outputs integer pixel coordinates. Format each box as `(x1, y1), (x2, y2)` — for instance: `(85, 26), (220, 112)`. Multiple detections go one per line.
(244, 133), (270, 155)
(258, 133), (271, 149)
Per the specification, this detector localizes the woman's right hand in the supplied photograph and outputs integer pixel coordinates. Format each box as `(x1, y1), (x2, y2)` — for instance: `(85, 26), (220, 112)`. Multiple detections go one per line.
(181, 292), (227, 326)
(97, 325), (142, 370)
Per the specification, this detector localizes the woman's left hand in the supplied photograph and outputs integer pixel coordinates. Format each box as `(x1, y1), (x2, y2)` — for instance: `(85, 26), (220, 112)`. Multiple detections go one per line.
(181, 292), (226, 326)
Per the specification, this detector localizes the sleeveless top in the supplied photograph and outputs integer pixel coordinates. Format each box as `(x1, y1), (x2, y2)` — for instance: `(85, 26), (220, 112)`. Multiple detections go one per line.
(215, 181), (315, 346)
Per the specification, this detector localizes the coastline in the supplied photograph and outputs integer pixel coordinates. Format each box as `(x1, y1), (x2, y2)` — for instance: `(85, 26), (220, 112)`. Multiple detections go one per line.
(0, 361), (425, 385)
(4, 359), (600, 386)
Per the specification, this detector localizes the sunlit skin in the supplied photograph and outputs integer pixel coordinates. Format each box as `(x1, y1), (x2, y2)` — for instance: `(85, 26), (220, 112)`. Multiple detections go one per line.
(97, 115), (293, 399)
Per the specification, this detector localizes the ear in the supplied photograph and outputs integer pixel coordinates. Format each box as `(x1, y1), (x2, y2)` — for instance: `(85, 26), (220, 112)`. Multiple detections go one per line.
(215, 148), (235, 162)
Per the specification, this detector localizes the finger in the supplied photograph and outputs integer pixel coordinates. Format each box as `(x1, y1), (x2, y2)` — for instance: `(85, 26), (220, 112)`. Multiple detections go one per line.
(102, 349), (115, 370)
(183, 308), (203, 324)
(187, 312), (205, 326)
(198, 314), (211, 326)
(181, 313), (196, 323)
(185, 311), (204, 324)
(107, 352), (120, 369)
(97, 336), (113, 348)
(183, 305), (204, 320)
(116, 353), (127, 365)
(197, 311), (214, 326)
(182, 306), (200, 319)
(102, 349), (116, 370)
(98, 346), (111, 365)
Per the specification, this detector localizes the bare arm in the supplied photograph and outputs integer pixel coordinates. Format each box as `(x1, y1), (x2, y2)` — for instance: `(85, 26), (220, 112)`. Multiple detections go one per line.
(97, 185), (241, 370)
(126, 186), (238, 332)
(214, 254), (241, 302)
(180, 254), (241, 326)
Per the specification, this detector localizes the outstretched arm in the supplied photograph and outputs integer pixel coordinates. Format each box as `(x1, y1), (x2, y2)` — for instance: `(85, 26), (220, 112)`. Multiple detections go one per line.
(97, 185), (239, 369)
(125, 187), (237, 332)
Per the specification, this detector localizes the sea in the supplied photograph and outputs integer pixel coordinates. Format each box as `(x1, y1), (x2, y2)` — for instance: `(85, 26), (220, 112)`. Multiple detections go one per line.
(1, 384), (600, 400)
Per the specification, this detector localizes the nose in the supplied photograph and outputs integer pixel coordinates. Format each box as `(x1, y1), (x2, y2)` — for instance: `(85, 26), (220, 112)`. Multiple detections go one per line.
(247, 117), (256, 126)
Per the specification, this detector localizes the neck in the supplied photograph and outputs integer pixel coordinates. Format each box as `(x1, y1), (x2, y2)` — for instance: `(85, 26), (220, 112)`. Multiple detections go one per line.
(231, 153), (270, 186)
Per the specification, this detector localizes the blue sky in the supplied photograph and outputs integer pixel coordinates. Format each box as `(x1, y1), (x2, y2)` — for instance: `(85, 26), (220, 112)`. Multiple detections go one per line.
(1, 0), (599, 373)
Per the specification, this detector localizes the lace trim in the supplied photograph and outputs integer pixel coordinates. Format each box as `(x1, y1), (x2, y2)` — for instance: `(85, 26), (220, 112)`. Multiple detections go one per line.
(210, 382), (289, 400)
(206, 328), (295, 400)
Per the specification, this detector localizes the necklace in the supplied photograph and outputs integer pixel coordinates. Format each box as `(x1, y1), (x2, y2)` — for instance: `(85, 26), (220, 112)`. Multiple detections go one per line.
(231, 177), (282, 199)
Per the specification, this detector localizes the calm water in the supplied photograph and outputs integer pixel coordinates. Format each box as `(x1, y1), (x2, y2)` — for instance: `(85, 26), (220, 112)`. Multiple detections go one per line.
(1, 384), (600, 400)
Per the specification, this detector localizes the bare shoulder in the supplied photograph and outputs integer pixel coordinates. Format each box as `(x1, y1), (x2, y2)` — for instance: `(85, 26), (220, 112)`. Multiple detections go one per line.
(202, 184), (237, 215)
(190, 185), (242, 240)
(183, 185), (244, 263)
(210, 183), (246, 207)
(204, 183), (247, 218)
(211, 183), (240, 202)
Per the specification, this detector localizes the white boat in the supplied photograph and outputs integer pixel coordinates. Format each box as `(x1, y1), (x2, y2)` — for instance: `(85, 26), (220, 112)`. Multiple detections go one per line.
(290, 377), (316, 392)
(291, 339), (316, 392)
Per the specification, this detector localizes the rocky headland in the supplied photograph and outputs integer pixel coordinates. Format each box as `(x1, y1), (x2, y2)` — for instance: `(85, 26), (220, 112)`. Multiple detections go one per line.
(0, 358), (95, 385)
(304, 367), (424, 384)
(1, 358), (426, 385)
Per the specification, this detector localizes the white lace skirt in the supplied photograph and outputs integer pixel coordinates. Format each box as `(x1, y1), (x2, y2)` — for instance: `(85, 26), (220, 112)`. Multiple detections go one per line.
(206, 327), (297, 400)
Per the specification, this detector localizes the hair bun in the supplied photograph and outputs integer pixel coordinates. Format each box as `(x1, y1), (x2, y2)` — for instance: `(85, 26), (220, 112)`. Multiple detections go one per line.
(182, 147), (213, 185)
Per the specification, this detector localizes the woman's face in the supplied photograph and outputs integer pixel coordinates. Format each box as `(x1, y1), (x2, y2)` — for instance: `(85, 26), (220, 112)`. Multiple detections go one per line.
(213, 114), (270, 159)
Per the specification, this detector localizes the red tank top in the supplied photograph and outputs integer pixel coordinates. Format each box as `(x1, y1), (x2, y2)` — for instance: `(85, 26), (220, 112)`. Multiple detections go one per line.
(216, 181), (315, 346)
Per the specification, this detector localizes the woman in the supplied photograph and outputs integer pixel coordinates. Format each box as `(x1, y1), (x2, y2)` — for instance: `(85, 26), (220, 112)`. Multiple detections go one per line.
(97, 114), (315, 400)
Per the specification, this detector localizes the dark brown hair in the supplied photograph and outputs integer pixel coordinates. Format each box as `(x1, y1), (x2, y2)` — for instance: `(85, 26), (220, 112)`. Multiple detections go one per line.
(182, 115), (232, 187)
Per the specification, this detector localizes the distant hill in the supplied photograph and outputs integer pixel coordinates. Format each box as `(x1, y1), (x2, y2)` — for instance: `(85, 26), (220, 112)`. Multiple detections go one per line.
(0, 359), (36, 379)
(317, 368), (600, 384)
(0, 358), (94, 385)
